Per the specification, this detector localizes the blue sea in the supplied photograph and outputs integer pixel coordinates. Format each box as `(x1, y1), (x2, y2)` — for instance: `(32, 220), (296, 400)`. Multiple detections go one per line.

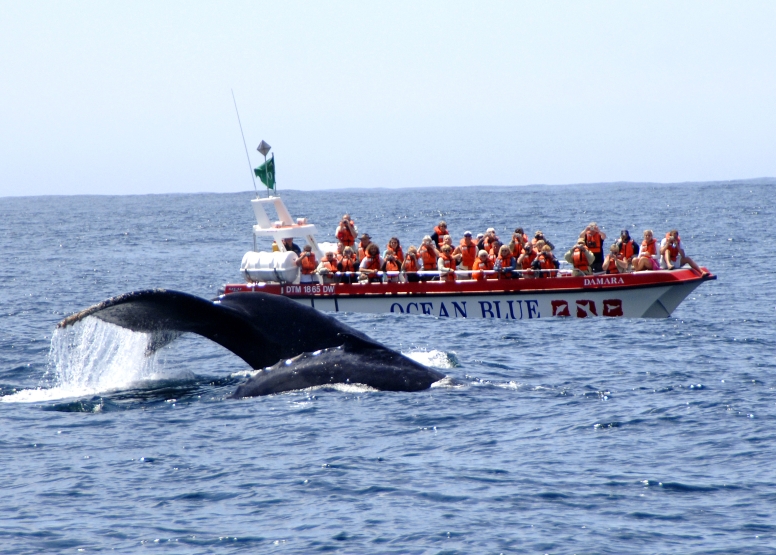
(1, 181), (775, 554)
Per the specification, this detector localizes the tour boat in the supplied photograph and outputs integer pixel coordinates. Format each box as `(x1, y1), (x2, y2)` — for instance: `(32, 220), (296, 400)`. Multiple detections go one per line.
(221, 196), (715, 319)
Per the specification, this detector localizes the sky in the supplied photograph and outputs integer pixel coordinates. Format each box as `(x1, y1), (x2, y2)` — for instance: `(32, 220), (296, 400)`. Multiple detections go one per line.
(1, 0), (774, 196)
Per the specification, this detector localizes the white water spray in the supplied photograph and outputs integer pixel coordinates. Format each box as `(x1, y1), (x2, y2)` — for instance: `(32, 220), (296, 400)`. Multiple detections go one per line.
(4, 317), (185, 403)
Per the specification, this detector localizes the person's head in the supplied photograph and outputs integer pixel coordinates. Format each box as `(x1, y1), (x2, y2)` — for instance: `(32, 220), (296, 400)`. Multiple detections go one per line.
(524, 243), (533, 253)
(388, 237), (400, 248)
(478, 250), (489, 260)
(422, 235), (433, 246)
(515, 227), (524, 236)
(491, 240), (502, 251)
(385, 251), (395, 260)
(282, 237), (293, 245)
(343, 246), (354, 257)
(441, 244), (453, 254)
(534, 230), (545, 241)
(499, 245), (511, 257)
(620, 229), (630, 241)
(360, 233), (371, 244)
(535, 240), (546, 251)
(668, 229), (679, 240)
(486, 227), (496, 237)
(477, 233), (485, 242)
(442, 235), (453, 246)
(342, 213), (350, 221)
(542, 245), (552, 255)
(303, 244), (313, 254)
(463, 230), (473, 242)
(643, 229), (654, 240)
(337, 242), (344, 254)
(576, 238), (586, 249)
(366, 243), (380, 257)
(588, 222), (598, 230)
(407, 246), (417, 257)
(438, 221), (447, 231)
(325, 251), (336, 260)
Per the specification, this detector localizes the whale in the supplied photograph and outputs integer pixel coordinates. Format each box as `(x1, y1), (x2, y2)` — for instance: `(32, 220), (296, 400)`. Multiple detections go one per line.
(58, 290), (446, 397)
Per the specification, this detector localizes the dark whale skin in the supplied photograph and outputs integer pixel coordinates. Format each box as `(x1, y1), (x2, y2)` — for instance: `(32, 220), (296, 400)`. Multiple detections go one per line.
(59, 290), (445, 397)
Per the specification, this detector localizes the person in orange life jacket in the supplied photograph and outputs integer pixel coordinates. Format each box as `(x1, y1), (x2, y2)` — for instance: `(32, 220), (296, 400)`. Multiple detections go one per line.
(359, 243), (383, 283)
(430, 221), (449, 247)
(401, 246), (421, 283)
(437, 244), (457, 282)
(603, 244), (629, 274)
(454, 231), (478, 272)
(281, 237), (302, 255)
(632, 230), (660, 272)
(472, 250), (495, 280)
(494, 245), (518, 279)
(384, 237), (404, 262)
(440, 235), (463, 267)
(564, 238), (594, 276)
(660, 229), (707, 275)
(316, 251), (339, 284)
(335, 214), (357, 248)
(418, 236), (439, 281)
(337, 246), (359, 284)
(532, 245), (559, 278)
(356, 233), (372, 262)
(487, 240), (502, 267)
(514, 227), (529, 247)
(531, 230), (555, 251)
(580, 222), (606, 273)
(483, 228), (499, 253)
(295, 244), (318, 283)
(381, 250), (401, 283)
(616, 229), (640, 268)
(518, 242), (537, 278)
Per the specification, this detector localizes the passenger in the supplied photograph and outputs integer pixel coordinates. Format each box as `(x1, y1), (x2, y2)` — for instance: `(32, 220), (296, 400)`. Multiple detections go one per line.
(632, 230), (660, 272)
(335, 214), (357, 248)
(616, 230), (639, 268)
(295, 244), (317, 283)
(564, 238), (594, 276)
(454, 231), (478, 273)
(437, 244), (457, 282)
(495, 245), (518, 279)
(472, 250), (494, 280)
(401, 246), (421, 283)
(581, 222), (606, 272)
(518, 242), (537, 278)
(483, 228), (499, 253)
(660, 229), (707, 275)
(384, 237), (404, 262)
(604, 244), (629, 274)
(281, 237), (302, 255)
(488, 239), (502, 257)
(532, 245), (559, 278)
(514, 227), (529, 246)
(359, 243), (383, 283)
(431, 221), (449, 247)
(316, 251), (339, 284)
(381, 250), (401, 283)
(356, 233), (372, 262)
(418, 236), (439, 281)
(531, 230), (554, 250)
(338, 246), (359, 284)
(476, 233), (486, 252)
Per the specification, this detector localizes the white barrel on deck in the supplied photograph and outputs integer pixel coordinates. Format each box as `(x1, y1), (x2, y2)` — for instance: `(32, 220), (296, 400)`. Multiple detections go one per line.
(241, 251), (299, 283)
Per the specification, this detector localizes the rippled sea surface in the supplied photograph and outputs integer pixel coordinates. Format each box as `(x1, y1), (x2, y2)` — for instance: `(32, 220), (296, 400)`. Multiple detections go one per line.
(1, 181), (775, 554)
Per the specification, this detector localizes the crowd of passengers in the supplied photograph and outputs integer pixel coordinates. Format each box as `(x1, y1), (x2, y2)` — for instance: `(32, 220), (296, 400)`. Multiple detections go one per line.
(276, 214), (708, 284)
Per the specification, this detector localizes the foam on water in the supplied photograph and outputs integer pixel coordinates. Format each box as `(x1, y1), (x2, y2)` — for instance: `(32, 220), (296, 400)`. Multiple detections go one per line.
(3, 317), (186, 403)
(404, 349), (457, 368)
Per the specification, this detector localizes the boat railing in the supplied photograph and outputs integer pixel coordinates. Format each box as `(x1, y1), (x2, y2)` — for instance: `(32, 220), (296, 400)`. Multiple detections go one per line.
(309, 268), (573, 283)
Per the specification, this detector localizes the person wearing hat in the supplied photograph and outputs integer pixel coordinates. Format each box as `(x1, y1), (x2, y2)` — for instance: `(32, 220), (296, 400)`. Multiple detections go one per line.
(454, 230), (478, 273)
(475, 233), (486, 252)
(356, 233), (372, 263)
(564, 238), (594, 276)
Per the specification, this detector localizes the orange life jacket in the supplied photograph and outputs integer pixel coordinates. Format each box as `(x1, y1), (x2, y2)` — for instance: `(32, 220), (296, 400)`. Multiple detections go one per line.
(403, 256), (419, 273)
(520, 250), (537, 270)
(537, 253), (557, 277)
(419, 246), (437, 269)
(619, 239), (636, 259)
(496, 254), (514, 279)
(606, 254), (621, 274)
(336, 222), (356, 246)
(386, 246), (404, 262)
(664, 234), (681, 261)
(357, 244), (370, 262)
(362, 256), (381, 271)
(508, 242), (522, 258)
(439, 252), (456, 282)
(641, 238), (658, 257)
(321, 259), (338, 273)
(383, 259), (400, 272)
(458, 240), (478, 268)
(472, 257), (494, 280)
(572, 248), (589, 272)
(434, 226), (448, 246)
(300, 253), (317, 275)
(585, 230), (603, 253)
(339, 256), (357, 273)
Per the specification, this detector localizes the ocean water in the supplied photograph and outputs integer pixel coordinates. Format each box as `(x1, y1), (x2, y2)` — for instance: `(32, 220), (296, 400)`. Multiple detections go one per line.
(1, 181), (774, 554)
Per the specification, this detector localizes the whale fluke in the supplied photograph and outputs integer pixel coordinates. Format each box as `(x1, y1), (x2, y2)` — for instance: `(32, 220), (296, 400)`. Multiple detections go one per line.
(58, 290), (445, 397)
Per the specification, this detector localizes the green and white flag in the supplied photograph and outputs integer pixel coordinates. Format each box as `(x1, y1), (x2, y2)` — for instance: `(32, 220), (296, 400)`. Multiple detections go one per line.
(254, 154), (276, 190)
